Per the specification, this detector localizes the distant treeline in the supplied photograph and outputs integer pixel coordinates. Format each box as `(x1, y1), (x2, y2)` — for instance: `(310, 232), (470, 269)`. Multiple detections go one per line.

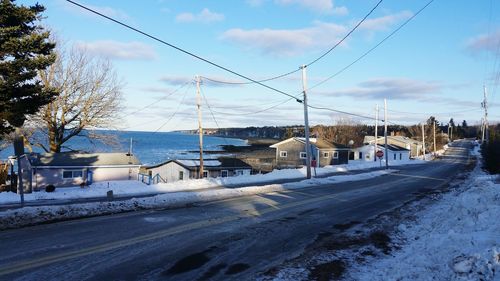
(184, 117), (483, 148)
(481, 124), (500, 174)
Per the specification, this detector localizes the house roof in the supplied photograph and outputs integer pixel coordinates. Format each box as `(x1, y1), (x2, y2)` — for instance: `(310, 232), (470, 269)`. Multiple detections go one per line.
(377, 144), (410, 151)
(364, 136), (422, 145)
(144, 158), (252, 171)
(270, 137), (349, 150)
(354, 144), (410, 152)
(31, 152), (141, 167)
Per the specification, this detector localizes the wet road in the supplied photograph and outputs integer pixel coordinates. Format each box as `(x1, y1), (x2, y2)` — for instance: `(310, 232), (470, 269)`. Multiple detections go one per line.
(0, 140), (473, 281)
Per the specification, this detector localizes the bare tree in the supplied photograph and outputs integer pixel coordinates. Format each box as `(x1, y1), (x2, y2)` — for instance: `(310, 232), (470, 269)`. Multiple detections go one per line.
(26, 45), (123, 152)
(314, 117), (365, 146)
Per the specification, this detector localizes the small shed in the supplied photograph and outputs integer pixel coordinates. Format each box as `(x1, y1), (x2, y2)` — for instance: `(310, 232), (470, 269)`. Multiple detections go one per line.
(141, 158), (252, 183)
(23, 152), (141, 190)
(270, 137), (350, 168)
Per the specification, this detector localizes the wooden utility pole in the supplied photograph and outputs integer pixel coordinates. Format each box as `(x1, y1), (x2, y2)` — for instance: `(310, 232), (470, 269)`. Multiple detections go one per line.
(433, 121), (436, 154)
(301, 65), (312, 179)
(482, 85), (489, 143)
(374, 104), (379, 162)
(196, 76), (204, 178)
(384, 99), (388, 169)
(421, 123), (426, 160)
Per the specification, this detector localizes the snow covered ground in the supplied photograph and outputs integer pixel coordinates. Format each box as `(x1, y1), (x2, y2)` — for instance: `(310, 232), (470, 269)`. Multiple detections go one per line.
(0, 169), (396, 229)
(348, 146), (500, 280)
(0, 158), (425, 205)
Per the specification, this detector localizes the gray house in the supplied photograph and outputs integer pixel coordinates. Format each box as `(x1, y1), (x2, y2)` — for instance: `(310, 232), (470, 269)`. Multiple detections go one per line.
(21, 152), (141, 190)
(270, 137), (350, 168)
(141, 158), (252, 184)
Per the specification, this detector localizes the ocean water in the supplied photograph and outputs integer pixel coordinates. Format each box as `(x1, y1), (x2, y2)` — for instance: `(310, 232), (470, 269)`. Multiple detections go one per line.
(0, 131), (247, 165)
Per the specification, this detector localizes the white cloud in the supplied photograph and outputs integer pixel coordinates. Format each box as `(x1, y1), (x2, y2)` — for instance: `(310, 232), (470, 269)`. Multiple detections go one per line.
(58, 0), (130, 21)
(222, 21), (347, 56)
(318, 77), (443, 100)
(176, 8), (224, 24)
(221, 11), (412, 56)
(275, 0), (348, 15)
(358, 11), (413, 32)
(465, 29), (500, 54)
(74, 40), (157, 60)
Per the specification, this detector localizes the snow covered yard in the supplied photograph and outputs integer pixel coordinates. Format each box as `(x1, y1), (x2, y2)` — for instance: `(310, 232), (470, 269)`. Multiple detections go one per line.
(0, 169), (396, 230)
(0, 159), (424, 205)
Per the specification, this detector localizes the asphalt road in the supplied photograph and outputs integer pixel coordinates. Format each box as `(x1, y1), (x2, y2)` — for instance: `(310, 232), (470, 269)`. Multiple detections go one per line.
(0, 140), (473, 281)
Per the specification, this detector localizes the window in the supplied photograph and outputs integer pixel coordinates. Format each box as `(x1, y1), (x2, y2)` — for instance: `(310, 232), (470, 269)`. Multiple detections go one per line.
(400, 153), (402, 160)
(235, 170), (244, 176)
(299, 152), (307, 159)
(203, 171), (208, 178)
(221, 170), (228, 177)
(359, 152), (363, 159)
(394, 154), (397, 160)
(179, 171), (184, 180)
(323, 152), (329, 158)
(332, 151), (339, 159)
(280, 151), (288, 158)
(62, 170), (84, 179)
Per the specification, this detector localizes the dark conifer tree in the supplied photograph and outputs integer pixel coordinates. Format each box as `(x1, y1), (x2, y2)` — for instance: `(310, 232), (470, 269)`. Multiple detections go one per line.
(0, 0), (57, 137)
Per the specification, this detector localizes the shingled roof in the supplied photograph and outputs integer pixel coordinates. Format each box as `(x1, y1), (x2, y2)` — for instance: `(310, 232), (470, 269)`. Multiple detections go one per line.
(30, 152), (141, 167)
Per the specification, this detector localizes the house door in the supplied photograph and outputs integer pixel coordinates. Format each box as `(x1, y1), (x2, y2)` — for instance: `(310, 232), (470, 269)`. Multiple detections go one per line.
(348, 151), (355, 160)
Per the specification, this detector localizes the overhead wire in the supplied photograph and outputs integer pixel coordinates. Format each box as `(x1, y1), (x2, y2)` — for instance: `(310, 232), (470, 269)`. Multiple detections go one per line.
(125, 81), (191, 116)
(308, 0), (435, 91)
(65, 0), (299, 101)
(201, 0), (384, 85)
(152, 83), (192, 133)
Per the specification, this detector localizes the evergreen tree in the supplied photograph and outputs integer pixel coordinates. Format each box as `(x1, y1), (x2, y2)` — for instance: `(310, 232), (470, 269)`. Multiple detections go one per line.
(0, 0), (57, 137)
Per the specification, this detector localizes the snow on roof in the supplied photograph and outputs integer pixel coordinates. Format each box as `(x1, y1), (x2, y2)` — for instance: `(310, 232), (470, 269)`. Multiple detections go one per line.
(176, 160), (222, 167)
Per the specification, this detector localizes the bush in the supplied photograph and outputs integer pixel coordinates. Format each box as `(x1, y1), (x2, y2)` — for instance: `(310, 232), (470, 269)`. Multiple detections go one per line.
(481, 140), (500, 174)
(45, 184), (56, 192)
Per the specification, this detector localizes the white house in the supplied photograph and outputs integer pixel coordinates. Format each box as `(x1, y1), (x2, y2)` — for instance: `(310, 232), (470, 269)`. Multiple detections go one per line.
(351, 144), (410, 162)
(141, 158), (252, 184)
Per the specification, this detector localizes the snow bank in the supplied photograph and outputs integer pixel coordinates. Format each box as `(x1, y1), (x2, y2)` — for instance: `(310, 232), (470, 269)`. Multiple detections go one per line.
(0, 159), (423, 205)
(350, 147), (500, 280)
(0, 170), (395, 229)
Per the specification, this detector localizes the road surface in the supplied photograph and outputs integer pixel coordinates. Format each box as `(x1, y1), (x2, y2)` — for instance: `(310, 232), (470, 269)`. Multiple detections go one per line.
(0, 140), (473, 281)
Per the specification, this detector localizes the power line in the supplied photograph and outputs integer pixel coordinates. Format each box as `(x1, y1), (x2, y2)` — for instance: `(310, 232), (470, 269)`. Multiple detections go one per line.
(306, 0), (383, 68)
(308, 0), (435, 91)
(65, 0), (299, 101)
(125, 81), (191, 116)
(152, 84), (192, 133)
(387, 108), (482, 116)
(207, 97), (297, 116)
(201, 0), (383, 86)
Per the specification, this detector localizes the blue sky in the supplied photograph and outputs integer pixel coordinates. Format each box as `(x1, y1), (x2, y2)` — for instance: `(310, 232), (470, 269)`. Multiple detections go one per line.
(19, 0), (500, 131)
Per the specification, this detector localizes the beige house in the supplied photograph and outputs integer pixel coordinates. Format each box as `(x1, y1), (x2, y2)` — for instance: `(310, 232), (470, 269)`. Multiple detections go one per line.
(21, 152), (141, 191)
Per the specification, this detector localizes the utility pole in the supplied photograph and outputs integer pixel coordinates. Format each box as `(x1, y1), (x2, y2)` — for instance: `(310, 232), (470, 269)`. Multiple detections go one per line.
(196, 75), (204, 178)
(421, 123), (426, 160)
(301, 65), (312, 179)
(374, 104), (379, 162)
(482, 85), (489, 143)
(433, 121), (436, 155)
(384, 99), (388, 169)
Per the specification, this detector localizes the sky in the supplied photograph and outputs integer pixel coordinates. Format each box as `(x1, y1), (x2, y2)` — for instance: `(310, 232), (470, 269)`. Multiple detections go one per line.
(17, 0), (500, 132)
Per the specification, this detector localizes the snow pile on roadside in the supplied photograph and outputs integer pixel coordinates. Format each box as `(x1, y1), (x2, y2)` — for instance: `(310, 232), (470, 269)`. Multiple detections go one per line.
(0, 169), (394, 229)
(0, 158), (421, 204)
(350, 154), (500, 280)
